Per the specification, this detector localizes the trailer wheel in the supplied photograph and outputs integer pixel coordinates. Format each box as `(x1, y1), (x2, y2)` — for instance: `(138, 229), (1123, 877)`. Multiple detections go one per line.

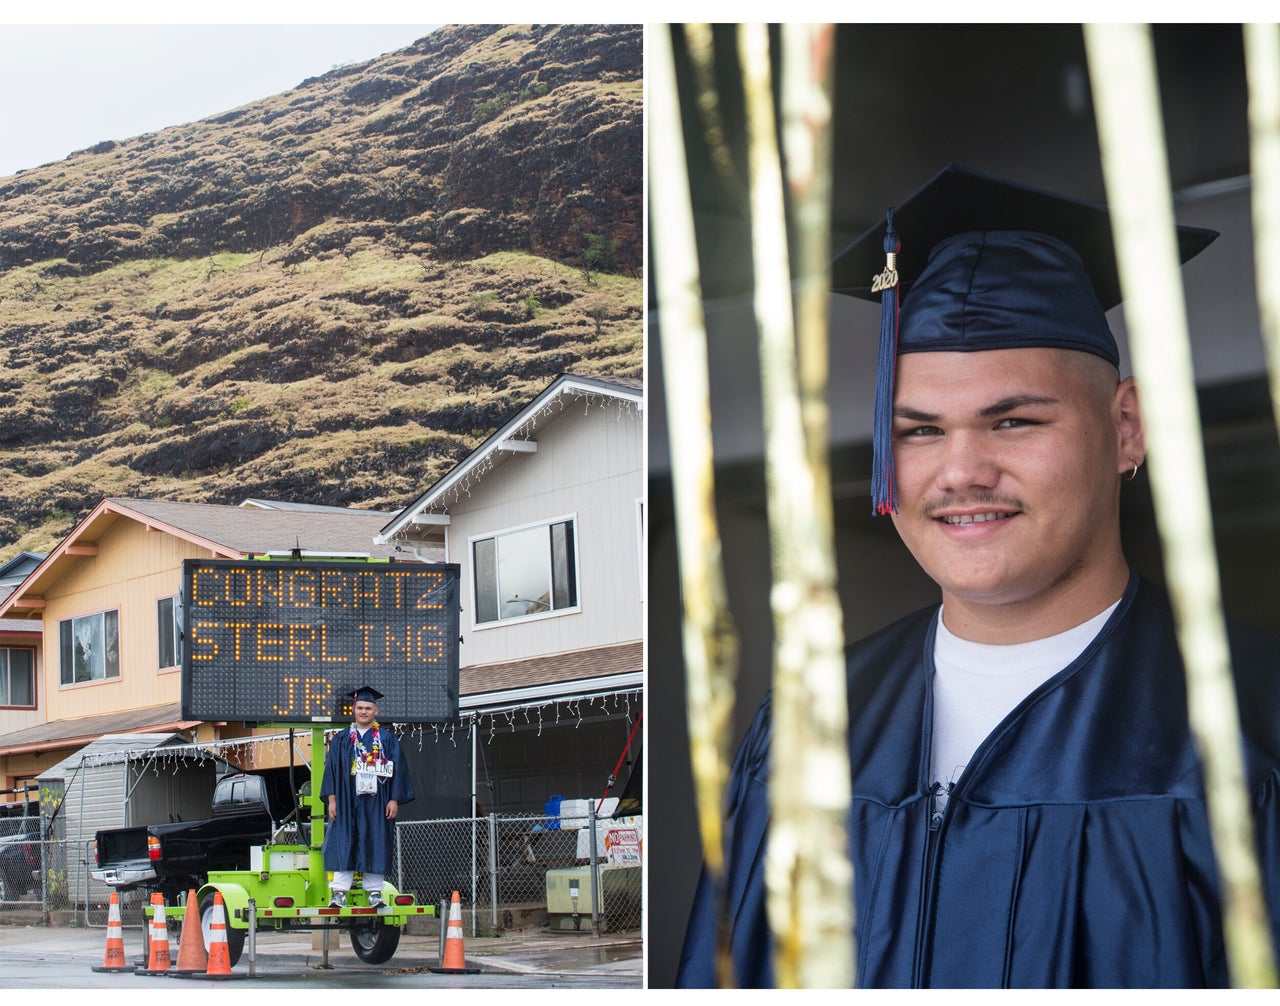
(350, 918), (400, 964)
(199, 892), (246, 968)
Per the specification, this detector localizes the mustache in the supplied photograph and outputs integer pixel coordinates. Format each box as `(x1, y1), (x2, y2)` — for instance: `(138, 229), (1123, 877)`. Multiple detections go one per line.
(920, 493), (1024, 519)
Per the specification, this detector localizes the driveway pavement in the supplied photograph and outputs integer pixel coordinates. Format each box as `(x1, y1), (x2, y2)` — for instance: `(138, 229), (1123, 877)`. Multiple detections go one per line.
(0, 922), (644, 989)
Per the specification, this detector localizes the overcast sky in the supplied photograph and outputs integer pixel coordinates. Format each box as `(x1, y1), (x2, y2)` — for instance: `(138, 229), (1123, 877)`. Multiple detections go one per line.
(0, 22), (442, 178)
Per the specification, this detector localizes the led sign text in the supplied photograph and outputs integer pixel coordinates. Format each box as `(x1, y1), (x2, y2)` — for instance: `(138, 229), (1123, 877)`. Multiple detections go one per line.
(181, 560), (460, 724)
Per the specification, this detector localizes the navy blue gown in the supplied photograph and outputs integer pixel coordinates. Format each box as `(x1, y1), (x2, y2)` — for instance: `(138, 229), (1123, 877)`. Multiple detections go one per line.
(320, 725), (415, 876)
(676, 573), (1280, 988)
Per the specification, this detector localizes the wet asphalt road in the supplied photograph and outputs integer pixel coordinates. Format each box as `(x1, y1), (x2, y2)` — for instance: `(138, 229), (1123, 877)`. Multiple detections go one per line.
(0, 924), (644, 989)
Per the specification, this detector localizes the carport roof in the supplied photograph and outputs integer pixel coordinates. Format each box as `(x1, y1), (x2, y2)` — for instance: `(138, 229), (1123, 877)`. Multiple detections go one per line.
(34, 731), (196, 779)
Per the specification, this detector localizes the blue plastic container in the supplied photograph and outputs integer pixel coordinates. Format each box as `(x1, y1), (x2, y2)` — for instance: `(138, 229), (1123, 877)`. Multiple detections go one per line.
(545, 794), (563, 830)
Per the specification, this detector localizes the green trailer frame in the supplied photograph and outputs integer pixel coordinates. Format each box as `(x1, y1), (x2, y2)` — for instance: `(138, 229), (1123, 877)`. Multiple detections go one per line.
(155, 725), (435, 967)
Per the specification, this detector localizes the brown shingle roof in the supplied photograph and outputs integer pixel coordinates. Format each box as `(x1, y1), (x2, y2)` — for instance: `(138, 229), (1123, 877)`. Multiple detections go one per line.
(460, 640), (642, 696)
(111, 498), (416, 558)
(1, 498), (444, 619)
(0, 702), (195, 756)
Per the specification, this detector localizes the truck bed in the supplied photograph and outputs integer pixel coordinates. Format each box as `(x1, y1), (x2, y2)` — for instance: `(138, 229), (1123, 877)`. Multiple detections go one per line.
(93, 771), (290, 893)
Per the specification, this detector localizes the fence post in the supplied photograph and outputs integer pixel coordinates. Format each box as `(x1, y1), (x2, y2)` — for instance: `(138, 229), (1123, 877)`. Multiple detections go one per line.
(487, 813), (499, 934)
(82, 839), (93, 927)
(589, 802), (601, 938)
(38, 832), (48, 926)
(469, 816), (478, 938)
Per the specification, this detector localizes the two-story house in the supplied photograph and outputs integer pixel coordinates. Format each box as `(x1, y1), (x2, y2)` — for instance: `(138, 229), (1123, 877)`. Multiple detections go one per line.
(0, 499), (420, 805)
(374, 373), (644, 818)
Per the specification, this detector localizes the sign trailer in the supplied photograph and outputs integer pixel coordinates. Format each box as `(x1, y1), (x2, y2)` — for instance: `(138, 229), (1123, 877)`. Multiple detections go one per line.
(174, 558), (462, 967)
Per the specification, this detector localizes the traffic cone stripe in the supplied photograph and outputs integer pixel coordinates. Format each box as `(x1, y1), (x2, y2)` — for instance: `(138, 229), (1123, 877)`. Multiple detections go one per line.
(204, 891), (232, 976)
(429, 889), (480, 974)
(90, 890), (136, 973)
(136, 892), (172, 974)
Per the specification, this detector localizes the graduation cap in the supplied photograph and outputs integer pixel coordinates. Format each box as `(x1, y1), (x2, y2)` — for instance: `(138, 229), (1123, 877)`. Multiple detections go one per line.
(349, 686), (384, 703)
(831, 163), (1219, 516)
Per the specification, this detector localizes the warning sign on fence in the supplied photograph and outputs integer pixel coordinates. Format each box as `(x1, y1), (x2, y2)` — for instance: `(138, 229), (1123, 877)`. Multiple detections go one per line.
(605, 827), (642, 865)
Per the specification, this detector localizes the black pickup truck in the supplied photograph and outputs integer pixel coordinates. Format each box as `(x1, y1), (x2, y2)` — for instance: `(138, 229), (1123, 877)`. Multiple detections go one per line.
(91, 768), (305, 903)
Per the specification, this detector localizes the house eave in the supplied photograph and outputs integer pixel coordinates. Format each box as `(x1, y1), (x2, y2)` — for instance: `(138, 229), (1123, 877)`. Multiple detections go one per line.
(376, 374), (642, 544)
(460, 671), (643, 714)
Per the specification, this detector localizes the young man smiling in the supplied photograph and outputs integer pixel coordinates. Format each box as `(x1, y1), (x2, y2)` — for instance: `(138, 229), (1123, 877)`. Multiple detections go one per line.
(890, 346), (1140, 642)
(676, 165), (1280, 988)
(320, 686), (414, 908)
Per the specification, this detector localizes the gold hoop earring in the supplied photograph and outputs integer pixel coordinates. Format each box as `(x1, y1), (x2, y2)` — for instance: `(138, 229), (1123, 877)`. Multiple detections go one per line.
(1123, 457), (1140, 481)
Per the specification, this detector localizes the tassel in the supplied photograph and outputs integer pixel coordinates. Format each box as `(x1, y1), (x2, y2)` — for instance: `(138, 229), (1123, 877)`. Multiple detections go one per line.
(871, 211), (901, 515)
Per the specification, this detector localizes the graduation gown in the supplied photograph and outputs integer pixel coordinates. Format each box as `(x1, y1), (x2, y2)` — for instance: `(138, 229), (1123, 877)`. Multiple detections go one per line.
(319, 725), (415, 875)
(676, 573), (1280, 988)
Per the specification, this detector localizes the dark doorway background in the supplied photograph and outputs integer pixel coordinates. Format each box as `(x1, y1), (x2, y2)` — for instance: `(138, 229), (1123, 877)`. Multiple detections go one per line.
(648, 23), (1280, 988)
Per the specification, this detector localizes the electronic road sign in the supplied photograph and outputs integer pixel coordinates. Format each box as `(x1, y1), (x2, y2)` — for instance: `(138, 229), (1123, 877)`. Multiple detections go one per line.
(180, 559), (460, 724)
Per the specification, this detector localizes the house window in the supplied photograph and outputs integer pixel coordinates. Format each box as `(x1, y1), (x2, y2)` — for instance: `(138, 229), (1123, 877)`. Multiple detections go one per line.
(0, 648), (35, 707)
(473, 518), (578, 624)
(158, 595), (182, 670)
(58, 610), (121, 685)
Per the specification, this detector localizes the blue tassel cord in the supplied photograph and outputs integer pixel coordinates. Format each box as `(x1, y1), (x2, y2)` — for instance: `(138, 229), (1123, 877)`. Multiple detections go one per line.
(871, 211), (900, 515)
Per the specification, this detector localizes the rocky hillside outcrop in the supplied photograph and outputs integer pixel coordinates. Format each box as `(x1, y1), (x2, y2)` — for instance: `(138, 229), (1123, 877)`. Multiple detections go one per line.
(0, 23), (642, 558)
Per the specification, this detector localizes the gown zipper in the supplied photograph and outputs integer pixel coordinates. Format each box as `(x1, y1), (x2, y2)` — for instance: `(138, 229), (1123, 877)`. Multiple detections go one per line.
(914, 781), (949, 987)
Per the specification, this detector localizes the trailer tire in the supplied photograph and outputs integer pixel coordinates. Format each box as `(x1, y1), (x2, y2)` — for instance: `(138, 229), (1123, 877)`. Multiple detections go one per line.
(200, 891), (246, 968)
(350, 918), (400, 964)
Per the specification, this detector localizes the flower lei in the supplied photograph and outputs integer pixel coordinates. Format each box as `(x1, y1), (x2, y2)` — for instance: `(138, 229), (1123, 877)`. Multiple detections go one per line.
(349, 721), (387, 772)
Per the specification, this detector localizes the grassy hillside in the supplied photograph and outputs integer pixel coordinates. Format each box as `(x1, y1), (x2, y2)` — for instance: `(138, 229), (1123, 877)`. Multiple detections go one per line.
(0, 24), (641, 560)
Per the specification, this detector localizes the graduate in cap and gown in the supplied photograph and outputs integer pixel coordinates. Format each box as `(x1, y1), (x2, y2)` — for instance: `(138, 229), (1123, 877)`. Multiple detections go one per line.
(320, 686), (414, 906)
(676, 164), (1280, 988)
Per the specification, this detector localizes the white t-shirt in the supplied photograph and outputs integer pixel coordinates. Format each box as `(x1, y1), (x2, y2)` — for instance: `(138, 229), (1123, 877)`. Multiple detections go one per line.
(930, 601), (1120, 807)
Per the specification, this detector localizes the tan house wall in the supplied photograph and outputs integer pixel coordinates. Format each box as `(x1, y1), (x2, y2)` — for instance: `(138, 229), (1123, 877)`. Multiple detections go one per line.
(0, 627), (41, 737)
(2, 750), (44, 810)
(41, 521), (214, 723)
(2, 513), (363, 808)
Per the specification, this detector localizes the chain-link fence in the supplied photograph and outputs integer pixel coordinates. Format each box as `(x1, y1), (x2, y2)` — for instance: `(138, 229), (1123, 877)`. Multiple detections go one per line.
(0, 835), (74, 919)
(0, 815), (643, 938)
(394, 813), (643, 937)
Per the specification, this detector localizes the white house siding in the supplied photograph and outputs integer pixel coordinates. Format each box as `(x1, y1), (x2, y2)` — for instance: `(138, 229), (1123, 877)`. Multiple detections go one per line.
(449, 399), (643, 668)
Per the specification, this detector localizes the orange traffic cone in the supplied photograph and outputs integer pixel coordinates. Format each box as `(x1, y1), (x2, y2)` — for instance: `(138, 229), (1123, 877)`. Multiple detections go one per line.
(205, 892), (232, 975)
(429, 890), (480, 974)
(135, 892), (171, 975)
(91, 890), (136, 973)
(178, 890), (246, 982)
(170, 889), (208, 974)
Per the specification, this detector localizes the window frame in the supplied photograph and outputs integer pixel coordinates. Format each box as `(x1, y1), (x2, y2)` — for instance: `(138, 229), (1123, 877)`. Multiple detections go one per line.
(157, 594), (182, 672)
(58, 608), (122, 687)
(0, 646), (37, 709)
(468, 514), (581, 630)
